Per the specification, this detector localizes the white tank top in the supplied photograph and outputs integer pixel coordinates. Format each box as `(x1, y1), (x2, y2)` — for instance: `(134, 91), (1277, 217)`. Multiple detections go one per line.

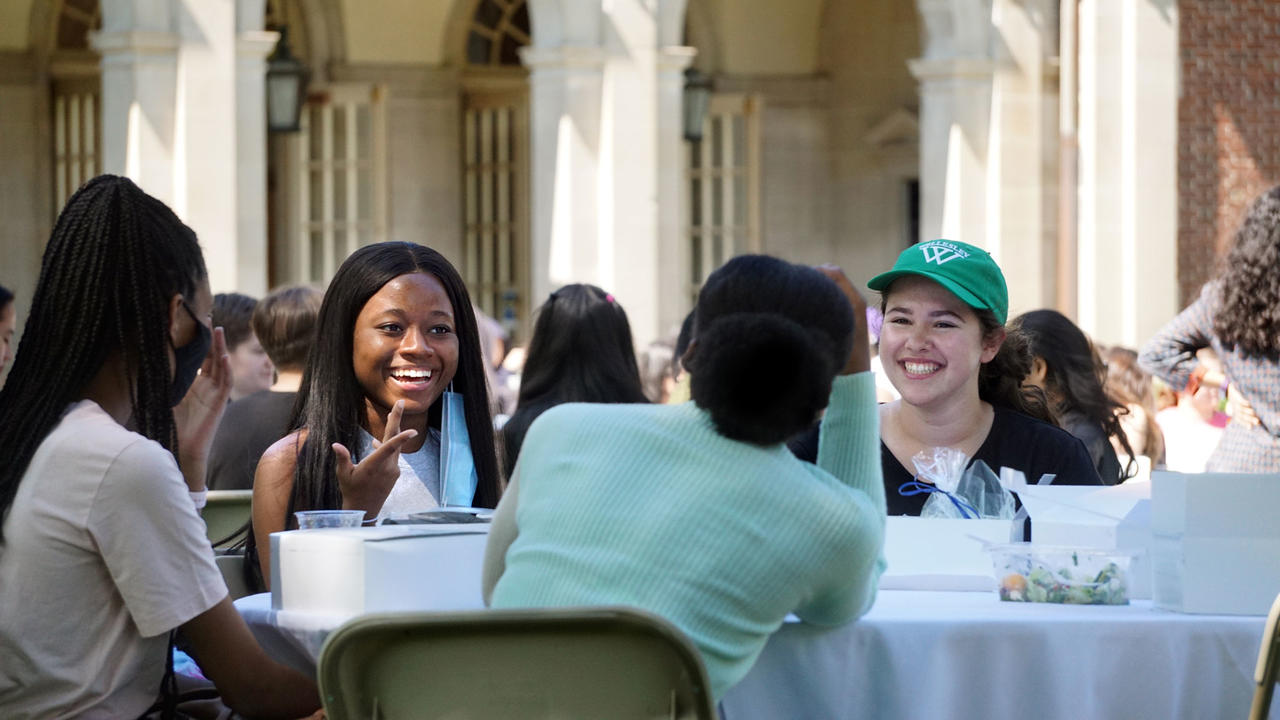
(357, 427), (442, 521)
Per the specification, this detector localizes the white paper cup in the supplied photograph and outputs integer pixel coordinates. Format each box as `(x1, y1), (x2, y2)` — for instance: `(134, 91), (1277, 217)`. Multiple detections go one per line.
(294, 510), (366, 529)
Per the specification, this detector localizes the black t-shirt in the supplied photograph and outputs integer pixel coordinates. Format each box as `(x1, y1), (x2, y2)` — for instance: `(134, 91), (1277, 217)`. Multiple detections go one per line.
(789, 406), (1103, 516)
(206, 390), (297, 490)
(1060, 410), (1124, 485)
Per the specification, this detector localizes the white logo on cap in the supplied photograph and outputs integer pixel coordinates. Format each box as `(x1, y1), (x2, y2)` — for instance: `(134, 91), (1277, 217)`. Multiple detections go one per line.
(919, 241), (969, 266)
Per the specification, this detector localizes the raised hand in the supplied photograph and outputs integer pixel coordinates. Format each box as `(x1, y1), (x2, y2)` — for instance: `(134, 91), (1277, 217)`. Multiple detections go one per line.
(1227, 384), (1260, 428)
(815, 264), (871, 376)
(331, 399), (418, 519)
(174, 326), (232, 491)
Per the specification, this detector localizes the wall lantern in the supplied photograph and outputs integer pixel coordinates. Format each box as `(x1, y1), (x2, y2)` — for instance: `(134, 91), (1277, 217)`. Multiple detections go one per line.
(266, 26), (310, 133)
(682, 67), (713, 143)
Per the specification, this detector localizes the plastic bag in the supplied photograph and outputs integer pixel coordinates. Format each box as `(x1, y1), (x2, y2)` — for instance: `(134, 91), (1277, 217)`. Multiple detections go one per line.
(907, 447), (1017, 520)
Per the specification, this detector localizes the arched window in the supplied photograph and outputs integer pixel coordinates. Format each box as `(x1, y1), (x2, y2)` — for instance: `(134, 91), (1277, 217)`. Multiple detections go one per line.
(461, 0), (530, 340)
(686, 95), (761, 298)
(264, 0), (388, 286)
(51, 0), (102, 209)
(466, 0), (530, 67)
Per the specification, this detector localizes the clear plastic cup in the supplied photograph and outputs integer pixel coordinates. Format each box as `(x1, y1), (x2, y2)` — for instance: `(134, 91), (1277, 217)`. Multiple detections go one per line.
(294, 510), (366, 529)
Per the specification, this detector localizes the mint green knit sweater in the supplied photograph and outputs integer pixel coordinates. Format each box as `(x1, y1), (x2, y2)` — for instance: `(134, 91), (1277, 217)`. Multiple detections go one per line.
(483, 373), (886, 699)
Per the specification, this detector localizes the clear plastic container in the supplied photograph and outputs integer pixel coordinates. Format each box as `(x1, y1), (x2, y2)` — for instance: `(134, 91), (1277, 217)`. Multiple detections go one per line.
(294, 509), (366, 529)
(987, 543), (1132, 605)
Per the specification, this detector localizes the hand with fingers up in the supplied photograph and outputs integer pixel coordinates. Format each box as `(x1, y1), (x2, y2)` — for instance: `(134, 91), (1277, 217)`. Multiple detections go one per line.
(814, 264), (871, 376)
(174, 326), (233, 493)
(331, 399), (419, 520)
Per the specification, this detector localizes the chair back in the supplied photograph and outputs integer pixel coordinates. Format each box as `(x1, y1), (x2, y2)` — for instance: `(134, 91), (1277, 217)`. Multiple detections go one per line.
(204, 490), (252, 547)
(214, 553), (252, 601)
(1250, 591), (1280, 720)
(318, 606), (716, 720)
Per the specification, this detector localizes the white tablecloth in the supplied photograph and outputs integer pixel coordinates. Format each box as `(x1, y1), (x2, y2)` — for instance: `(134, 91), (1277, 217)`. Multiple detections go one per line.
(236, 593), (354, 676)
(722, 591), (1273, 720)
(238, 590), (1273, 719)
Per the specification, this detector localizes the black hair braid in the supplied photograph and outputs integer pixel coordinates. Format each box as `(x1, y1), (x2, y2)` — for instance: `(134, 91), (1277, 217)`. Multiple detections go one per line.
(0, 176), (205, 542)
(0, 188), (118, 537)
(121, 193), (182, 452)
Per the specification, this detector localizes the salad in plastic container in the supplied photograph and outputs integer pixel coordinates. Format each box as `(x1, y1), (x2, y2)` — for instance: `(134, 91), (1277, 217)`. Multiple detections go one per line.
(988, 543), (1132, 605)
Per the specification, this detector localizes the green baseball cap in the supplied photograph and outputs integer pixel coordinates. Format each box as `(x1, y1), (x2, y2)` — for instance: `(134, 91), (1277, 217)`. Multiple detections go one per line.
(867, 239), (1009, 324)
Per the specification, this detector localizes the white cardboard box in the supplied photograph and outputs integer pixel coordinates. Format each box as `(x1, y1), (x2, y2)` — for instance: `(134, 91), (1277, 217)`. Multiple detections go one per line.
(1151, 471), (1280, 615)
(880, 517), (1016, 591)
(270, 524), (490, 615)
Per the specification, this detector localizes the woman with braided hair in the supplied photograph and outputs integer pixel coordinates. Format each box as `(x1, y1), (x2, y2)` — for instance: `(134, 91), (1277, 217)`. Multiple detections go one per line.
(0, 175), (319, 718)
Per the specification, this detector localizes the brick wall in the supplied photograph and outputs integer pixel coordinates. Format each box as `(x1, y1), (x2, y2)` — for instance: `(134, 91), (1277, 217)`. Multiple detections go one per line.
(1178, 0), (1280, 305)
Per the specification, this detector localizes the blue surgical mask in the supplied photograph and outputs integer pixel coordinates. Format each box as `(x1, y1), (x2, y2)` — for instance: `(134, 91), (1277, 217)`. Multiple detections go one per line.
(169, 300), (211, 407)
(439, 382), (478, 507)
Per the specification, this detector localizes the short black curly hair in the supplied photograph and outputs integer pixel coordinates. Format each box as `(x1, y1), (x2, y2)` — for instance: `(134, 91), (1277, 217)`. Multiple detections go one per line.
(1214, 185), (1280, 358)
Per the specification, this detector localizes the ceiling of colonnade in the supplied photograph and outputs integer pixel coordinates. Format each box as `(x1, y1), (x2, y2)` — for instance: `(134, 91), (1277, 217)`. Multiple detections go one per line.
(0, 0), (838, 76)
(695, 0), (824, 75)
(0, 0), (35, 49)
(340, 0), (453, 63)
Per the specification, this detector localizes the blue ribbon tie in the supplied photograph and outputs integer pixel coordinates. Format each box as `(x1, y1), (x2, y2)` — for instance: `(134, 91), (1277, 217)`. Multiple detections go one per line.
(898, 479), (980, 519)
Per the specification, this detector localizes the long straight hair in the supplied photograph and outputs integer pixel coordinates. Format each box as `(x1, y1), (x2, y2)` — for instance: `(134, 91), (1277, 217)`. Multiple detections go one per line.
(0, 175), (206, 541)
(501, 284), (648, 475)
(287, 242), (500, 516)
(1014, 309), (1138, 477)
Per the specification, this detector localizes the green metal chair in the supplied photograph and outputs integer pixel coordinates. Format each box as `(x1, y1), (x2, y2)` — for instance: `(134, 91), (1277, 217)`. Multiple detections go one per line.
(1250, 591), (1280, 720)
(214, 553), (252, 601)
(203, 489), (252, 548)
(317, 606), (717, 720)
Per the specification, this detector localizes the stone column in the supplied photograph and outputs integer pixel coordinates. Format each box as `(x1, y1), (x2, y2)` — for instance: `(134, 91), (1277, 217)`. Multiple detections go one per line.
(174, 0), (239, 293)
(910, 0), (995, 249)
(235, 0), (277, 297)
(520, 45), (606, 308)
(656, 46), (697, 339)
(599, 0), (662, 344)
(1120, 0), (1177, 347)
(1076, 0), (1178, 345)
(97, 0), (269, 295)
(94, 0), (179, 205)
(985, 0), (1056, 313)
(913, 0), (1063, 317)
(523, 0), (689, 347)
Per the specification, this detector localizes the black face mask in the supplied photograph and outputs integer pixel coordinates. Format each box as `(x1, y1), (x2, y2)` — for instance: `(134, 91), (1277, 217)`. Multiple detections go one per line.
(170, 300), (212, 407)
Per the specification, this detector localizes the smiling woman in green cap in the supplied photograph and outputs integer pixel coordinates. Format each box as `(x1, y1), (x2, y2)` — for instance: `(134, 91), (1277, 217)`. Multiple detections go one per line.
(791, 240), (1101, 514)
(870, 240), (1101, 513)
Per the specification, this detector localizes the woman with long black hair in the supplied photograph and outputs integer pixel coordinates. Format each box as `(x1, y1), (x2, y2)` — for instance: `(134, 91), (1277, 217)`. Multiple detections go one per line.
(501, 284), (649, 477)
(0, 175), (318, 718)
(1014, 309), (1137, 484)
(250, 241), (501, 585)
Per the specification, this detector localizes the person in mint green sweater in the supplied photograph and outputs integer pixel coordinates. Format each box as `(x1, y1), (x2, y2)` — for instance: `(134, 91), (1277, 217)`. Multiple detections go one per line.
(482, 255), (887, 701)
